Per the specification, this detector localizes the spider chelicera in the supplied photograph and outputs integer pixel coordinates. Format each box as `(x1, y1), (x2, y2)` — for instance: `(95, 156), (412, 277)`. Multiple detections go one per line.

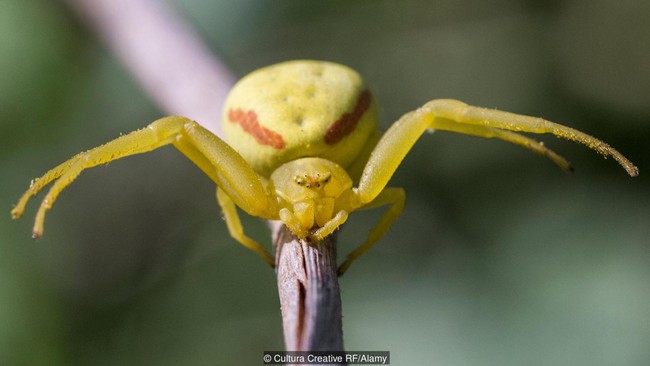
(12, 60), (638, 275)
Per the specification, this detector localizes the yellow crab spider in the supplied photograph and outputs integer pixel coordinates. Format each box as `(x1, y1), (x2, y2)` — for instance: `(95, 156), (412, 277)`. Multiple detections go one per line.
(11, 60), (638, 275)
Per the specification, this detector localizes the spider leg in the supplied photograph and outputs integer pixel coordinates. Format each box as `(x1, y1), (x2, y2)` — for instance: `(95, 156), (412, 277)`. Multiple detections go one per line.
(433, 118), (573, 172)
(346, 130), (382, 183)
(423, 99), (638, 176)
(172, 128), (274, 219)
(12, 118), (181, 237)
(216, 188), (274, 267)
(338, 187), (405, 275)
(355, 99), (637, 205)
(12, 116), (272, 238)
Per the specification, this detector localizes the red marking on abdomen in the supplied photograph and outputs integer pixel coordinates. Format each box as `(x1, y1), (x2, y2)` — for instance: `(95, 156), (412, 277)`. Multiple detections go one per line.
(324, 90), (371, 145)
(228, 108), (286, 149)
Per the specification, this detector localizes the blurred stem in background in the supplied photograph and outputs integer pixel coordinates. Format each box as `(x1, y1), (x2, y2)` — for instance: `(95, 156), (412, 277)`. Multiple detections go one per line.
(65, 0), (235, 133)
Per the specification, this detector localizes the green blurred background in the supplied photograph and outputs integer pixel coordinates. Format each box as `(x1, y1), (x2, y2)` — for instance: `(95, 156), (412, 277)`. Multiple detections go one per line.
(2, 0), (649, 365)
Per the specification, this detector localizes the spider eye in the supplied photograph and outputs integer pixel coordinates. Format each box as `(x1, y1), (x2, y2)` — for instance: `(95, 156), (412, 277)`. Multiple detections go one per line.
(293, 172), (331, 189)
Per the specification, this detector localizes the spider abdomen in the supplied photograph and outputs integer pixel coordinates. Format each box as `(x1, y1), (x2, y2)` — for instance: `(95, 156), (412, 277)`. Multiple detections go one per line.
(223, 60), (379, 177)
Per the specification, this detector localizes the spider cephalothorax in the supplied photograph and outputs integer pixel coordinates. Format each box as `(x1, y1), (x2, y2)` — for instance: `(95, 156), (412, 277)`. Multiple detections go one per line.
(12, 60), (638, 274)
(269, 157), (356, 243)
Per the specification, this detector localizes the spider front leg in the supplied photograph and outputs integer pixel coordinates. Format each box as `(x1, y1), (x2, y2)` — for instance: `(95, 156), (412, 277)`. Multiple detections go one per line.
(12, 116), (275, 239)
(357, 99), (638, 204)
(424, 99), (639, 176)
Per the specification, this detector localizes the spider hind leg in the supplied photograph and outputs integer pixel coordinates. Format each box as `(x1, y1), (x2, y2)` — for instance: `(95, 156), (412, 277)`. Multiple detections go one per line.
(338, 187), (405, 275)
(217, 188), (275, 267)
